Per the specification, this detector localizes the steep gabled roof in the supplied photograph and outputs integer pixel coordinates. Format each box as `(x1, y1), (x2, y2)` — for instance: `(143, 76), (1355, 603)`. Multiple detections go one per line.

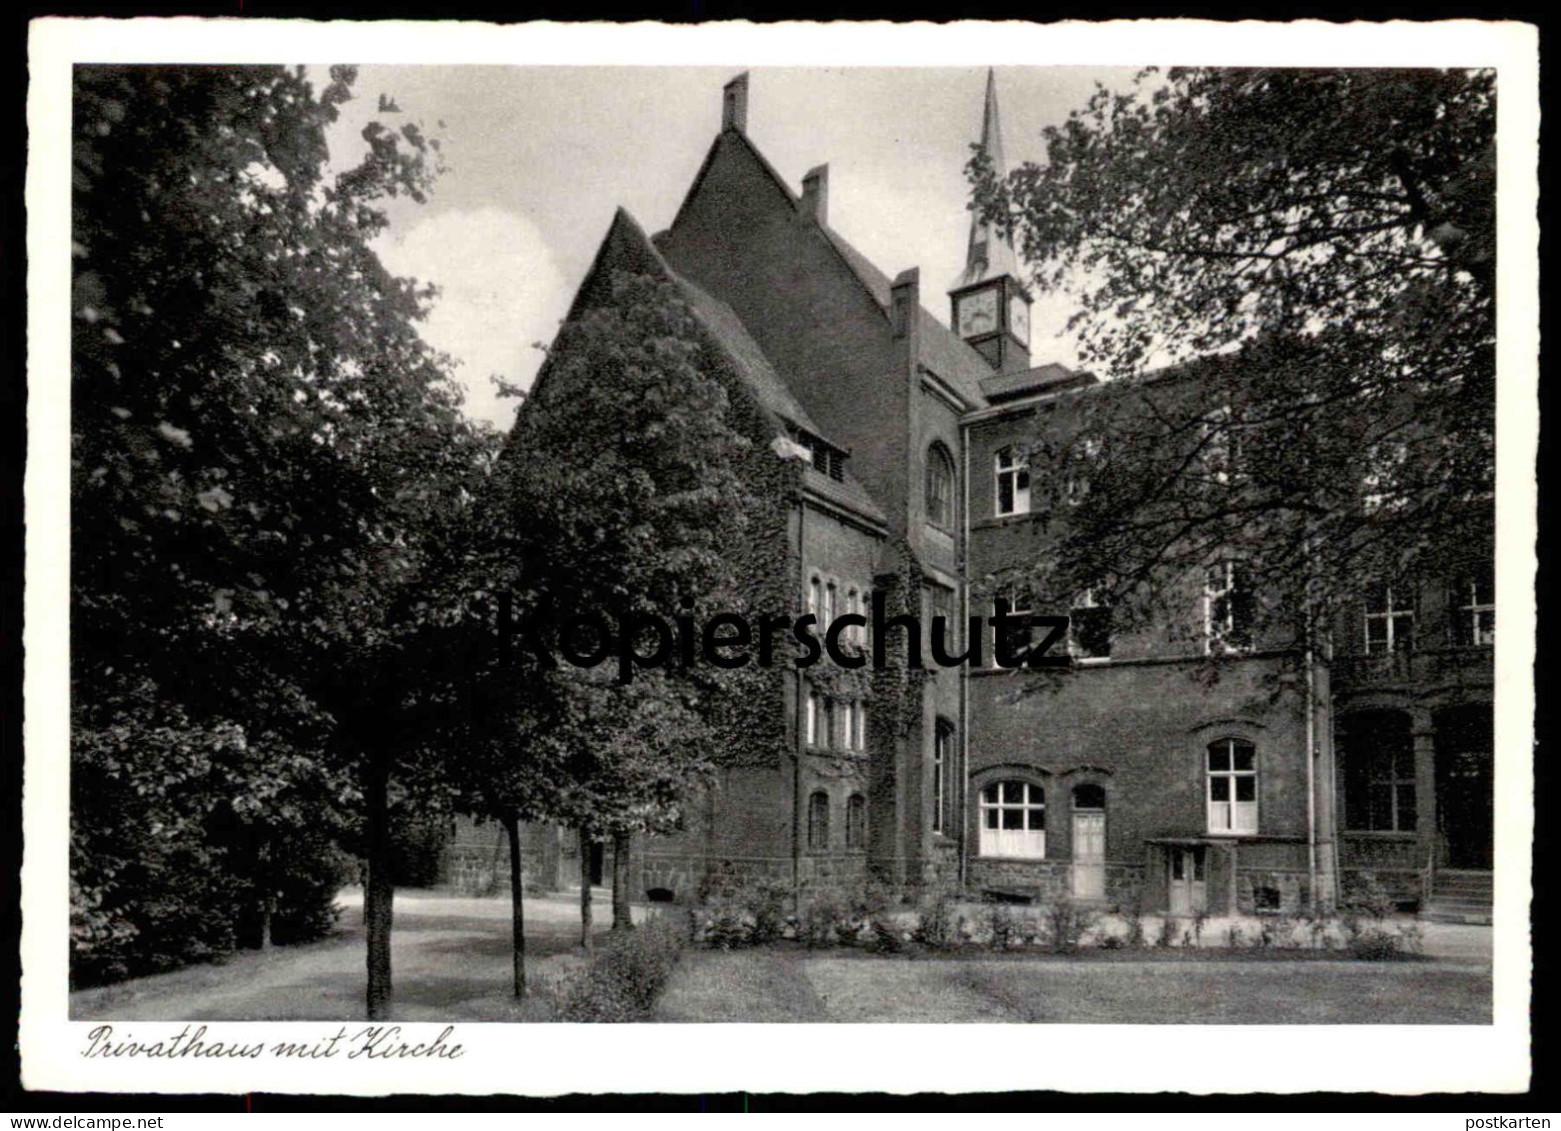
(672, 128), (993, 411)
(536, 207), (887, 527)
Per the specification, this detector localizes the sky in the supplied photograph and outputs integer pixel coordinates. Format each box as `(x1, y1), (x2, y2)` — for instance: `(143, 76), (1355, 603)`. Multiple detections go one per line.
(324, 66), (1140, 429)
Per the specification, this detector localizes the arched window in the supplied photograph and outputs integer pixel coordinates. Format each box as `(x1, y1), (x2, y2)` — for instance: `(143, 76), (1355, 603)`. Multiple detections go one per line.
(925, 442), (956, 529)
(846, 794), (867, 850)
(1207, 739), (1257, 834)
(808, 791), (831, 852)
(978, 780), (1046, 858)
(1073, 782), (1106, 810)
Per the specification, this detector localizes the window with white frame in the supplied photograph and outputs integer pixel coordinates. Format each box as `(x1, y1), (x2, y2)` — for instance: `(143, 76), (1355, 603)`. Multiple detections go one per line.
(1364, 583), (1415, 654)
(933, 719), (955, 835)
(1451, 570), (1494, 647)
(1203, 561), (1253, 653)
(926, 443), (956, 529)
(807, 575), (822, 621)
(823, 580), (837, 629)
(1206, 738), (1257, 834)
(853, 702), (866, 751)
(823, 699), (836, 749)
(978, 780), (1046, 858)
(805, 691), (821, 746)
(995, 446), (1031, 517)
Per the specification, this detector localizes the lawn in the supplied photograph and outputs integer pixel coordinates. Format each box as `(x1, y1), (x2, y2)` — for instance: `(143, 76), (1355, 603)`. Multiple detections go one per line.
(657, 949), (1492, 1024)
(70, 890), (1492, 1025)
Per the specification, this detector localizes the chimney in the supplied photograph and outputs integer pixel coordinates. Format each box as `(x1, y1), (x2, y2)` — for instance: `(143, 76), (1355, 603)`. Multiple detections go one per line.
(891, 268), (919, 340)
(722, 72), (749, 134)
(800, 164), (829, 226)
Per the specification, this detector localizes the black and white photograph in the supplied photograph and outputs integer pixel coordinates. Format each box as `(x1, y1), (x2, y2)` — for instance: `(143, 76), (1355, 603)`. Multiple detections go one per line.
(21, 19), (1536, 1097)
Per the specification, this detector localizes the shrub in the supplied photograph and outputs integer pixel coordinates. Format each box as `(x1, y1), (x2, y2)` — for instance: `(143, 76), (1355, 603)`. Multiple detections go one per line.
(912, 892), (960, 950)
(692, 871), (791, 949)
(866, 915), (907, 955)
(985, 904), (1022, 950)
(800, 892), (850, 949)
(551, 912), (685, 1021)
(1154, 915), (1178, 949)
(1124, 893), (1147, 949)
(1041, 894), (1098, 954)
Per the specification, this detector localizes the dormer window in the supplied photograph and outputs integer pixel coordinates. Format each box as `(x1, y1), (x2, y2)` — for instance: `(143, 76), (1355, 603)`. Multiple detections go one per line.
(995, 446), (1030, 517)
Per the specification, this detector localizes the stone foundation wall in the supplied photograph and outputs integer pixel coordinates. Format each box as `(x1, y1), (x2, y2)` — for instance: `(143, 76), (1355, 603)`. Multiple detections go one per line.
(1232, 868), (1312, 915)
(966, 859), (1146, 909)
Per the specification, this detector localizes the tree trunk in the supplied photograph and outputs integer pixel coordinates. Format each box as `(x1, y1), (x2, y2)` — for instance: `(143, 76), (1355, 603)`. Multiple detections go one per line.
(611, 830), (633, 931)
(504, 814), (527, 998)
(364, 753), (395, 1019)
(579, 827), (594, 952)
(257, 835), (275, 951)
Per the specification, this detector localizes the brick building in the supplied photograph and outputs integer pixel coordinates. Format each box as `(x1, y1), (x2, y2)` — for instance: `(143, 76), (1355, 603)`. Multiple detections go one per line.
(448, 70), (1493, 921)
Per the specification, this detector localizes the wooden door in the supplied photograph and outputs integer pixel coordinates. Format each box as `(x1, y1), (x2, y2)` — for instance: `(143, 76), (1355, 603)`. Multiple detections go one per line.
(1072, 810), (1106, 900)
(1168, 847), (1207, 915)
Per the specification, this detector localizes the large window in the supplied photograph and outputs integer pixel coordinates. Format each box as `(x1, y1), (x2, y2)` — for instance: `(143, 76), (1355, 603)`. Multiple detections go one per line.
(995, 446), (1031, 517)
(1203, 561), (1253, 654)
(846, 794), (867, 850)
(932, 719), (955, 835)
(1206, 739), (1257, 834)
(1451, 570), (1494, 647)
(979, 780), (1046, 858)
(1343, 713), (1416, 832)
(807, 791), (830, 852)
(926, 443), (955, 529)
(1364, 583), (1415, 654)
(805, 691), (821, 746)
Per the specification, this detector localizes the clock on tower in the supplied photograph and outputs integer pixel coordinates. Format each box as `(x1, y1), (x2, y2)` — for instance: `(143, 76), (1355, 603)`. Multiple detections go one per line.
(1008, 292), (1030, 347)
(956, 288), (999, 338)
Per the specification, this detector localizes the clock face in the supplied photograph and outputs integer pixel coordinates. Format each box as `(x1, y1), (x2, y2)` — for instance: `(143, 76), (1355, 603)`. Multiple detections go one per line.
(957, 288), (998, 338)
(1009, 294), (1031, 345)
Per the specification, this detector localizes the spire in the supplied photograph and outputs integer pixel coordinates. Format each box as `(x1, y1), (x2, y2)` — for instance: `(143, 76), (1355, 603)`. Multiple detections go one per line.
(953, 68), (1018, 290)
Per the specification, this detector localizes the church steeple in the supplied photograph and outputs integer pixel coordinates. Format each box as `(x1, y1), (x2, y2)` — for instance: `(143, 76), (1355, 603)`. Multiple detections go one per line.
(949, 69), (1032, 375)
(954, 69), (1019, 291)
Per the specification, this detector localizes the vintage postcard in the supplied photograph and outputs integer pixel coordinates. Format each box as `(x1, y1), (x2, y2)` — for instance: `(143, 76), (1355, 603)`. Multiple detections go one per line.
(22, 18), (1537, 1097)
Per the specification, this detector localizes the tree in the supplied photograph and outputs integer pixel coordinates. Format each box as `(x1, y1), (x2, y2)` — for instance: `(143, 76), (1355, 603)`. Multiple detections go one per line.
(71, 65), (492, 1013)
(496, 269), (771, 941)
(972, 67), (1495, 634)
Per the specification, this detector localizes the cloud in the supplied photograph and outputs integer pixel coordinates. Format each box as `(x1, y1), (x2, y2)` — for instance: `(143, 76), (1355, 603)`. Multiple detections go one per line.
(375, 206), (571, 429)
